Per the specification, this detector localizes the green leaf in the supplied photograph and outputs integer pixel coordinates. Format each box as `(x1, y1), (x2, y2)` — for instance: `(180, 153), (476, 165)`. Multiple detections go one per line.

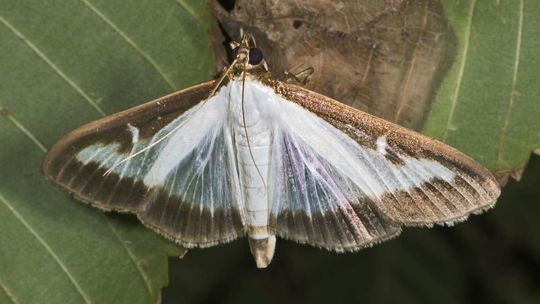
(424, 0), (540, 174)
(0, 0), (214, 303)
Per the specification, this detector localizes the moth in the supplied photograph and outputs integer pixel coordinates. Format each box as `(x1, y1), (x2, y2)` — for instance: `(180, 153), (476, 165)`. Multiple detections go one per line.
(43, 34), (500, 268)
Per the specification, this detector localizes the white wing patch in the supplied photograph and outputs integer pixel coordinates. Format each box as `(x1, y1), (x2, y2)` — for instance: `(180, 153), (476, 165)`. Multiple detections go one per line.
(143, 96), (229, 187)
(127, 123), (139, 144)
(376, 136), (388, 155)
(75, 88), (240, 201)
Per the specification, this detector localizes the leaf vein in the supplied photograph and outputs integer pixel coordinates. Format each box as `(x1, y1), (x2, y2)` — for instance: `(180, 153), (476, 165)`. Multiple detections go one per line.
(0, 16), (106, 117)
(394, 0), (429, 122)
(79, 0), (176, 90)
(0, 278), (18, 304)
(0, 105), (47, 153)
(496, 0), (524, 170)
(174, 0), (204, 25)
(102, 215), (155, 297)
(0, 193), (92, 304)
(442, 0), (476, 141)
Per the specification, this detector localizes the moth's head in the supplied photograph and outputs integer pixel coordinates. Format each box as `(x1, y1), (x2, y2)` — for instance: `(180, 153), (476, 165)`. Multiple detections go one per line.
(228, 33), (269, 75)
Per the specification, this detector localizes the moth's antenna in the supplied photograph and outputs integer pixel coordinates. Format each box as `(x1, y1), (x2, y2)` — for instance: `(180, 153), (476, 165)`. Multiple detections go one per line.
(240, 61), (267, 190)
(209, 58), (238, 97)
(104, 60), (239, 176)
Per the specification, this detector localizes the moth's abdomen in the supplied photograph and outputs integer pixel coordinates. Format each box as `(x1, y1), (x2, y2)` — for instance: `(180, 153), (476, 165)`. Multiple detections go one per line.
(234, 97), (275, 268)
(236, 118), (271, 235)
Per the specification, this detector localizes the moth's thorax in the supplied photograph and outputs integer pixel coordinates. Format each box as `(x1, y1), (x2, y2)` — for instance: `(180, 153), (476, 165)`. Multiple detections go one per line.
(229, 84), (266, 127)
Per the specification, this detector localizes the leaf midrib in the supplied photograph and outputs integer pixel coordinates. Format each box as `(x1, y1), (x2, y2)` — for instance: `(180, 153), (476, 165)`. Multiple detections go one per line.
(442, 0), (476, 142)
(495, 0), (524, 170)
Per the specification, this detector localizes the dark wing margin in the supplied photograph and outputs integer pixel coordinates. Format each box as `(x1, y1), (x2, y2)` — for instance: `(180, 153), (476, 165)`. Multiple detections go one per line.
(43, 81), (245, 247)
(268, 79), (501, 228)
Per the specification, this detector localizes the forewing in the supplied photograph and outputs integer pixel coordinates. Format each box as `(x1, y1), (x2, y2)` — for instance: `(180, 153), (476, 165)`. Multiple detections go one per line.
(43, 81), (245, 247)
(269, 80), (500, 229)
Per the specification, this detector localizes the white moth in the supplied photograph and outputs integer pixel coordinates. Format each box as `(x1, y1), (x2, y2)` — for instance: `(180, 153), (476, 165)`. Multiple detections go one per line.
(44, 34), (500, 268)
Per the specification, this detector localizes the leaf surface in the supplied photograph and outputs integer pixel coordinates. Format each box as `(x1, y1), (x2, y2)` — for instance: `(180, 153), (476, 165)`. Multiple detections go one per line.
(424, 0), (540, 175)
(0, 0), (214, 303)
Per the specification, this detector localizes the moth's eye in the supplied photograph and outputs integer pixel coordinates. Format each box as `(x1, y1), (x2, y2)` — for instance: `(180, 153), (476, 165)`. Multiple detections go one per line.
(248, 47), (263, 65)
(229, 46), (240, 62)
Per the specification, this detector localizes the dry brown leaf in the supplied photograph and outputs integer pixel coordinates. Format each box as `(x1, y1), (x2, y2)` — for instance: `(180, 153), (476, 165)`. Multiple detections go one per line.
(212, 0), (455, 131)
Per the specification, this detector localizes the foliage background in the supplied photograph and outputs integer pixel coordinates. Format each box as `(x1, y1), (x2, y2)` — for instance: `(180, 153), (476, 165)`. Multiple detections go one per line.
(0, 0), (539, 303)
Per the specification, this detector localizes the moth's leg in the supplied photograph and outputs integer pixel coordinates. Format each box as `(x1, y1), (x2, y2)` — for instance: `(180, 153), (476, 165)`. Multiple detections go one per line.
(229, 40), (240, 50)
(283, 67), (315, 86)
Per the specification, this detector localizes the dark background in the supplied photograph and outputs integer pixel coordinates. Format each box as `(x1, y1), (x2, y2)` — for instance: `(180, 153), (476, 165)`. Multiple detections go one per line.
(162, 155), (540, 303)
